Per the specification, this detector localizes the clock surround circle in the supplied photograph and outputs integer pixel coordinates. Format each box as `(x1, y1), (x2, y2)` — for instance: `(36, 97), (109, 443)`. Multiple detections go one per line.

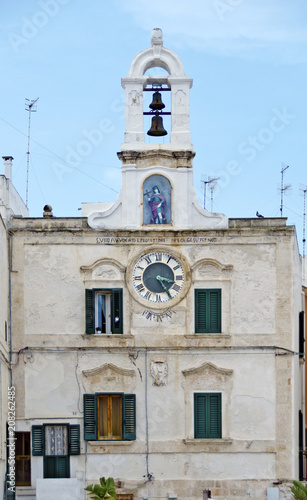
(127, 248), (191, 309)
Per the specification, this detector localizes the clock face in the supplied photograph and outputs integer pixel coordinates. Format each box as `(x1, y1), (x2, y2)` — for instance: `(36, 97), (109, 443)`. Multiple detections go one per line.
(132, 251), (185, 304)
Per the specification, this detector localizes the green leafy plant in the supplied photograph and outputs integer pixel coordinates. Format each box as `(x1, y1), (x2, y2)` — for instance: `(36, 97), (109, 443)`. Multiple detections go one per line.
(85, 476), (117, 500)
(291, 480), (307, 499)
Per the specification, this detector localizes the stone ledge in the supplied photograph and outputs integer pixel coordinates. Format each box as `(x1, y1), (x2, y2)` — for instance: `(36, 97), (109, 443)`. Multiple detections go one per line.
(184, 438), (233, 445)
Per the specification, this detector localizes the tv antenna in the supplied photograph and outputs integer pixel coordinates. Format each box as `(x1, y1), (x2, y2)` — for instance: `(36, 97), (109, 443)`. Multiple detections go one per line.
(25, 97), (39, 208)
(279, 163), (291, 217)
(209, 181), (218, 212)
(300, 184), (307, 260)
(201, 176), (220, 211)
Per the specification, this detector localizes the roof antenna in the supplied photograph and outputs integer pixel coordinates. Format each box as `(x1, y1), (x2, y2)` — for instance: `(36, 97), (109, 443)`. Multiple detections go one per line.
(201, 176), (220, 211)
(279, 163), (291, 217)
(300, 184), (307, 278)
(25, 97), (39, 208)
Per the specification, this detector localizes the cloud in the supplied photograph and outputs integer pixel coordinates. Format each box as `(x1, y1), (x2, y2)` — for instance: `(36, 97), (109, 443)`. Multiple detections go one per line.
(117, 0), (307, 62)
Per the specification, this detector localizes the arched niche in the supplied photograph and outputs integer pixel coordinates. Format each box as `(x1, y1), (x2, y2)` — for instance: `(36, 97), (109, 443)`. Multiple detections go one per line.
(143, 174), (172, 225)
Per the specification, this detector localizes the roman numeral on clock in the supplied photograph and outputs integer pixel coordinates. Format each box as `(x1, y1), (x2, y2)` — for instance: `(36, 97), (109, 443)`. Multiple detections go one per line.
(172, 284), (181, 292)
(155, 253), (162, 261)
(136, 284), (145, 292)
(134, 276), (142, 281)
(144, 256), (152, 265)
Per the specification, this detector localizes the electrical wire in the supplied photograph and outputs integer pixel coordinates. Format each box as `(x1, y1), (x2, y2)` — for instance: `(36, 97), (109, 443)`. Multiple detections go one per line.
(0, 115), (119, 194)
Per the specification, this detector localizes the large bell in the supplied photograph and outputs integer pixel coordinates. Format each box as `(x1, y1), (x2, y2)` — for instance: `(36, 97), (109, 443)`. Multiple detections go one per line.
(147, 114), (167, 136)
(149, 91), (165, 111)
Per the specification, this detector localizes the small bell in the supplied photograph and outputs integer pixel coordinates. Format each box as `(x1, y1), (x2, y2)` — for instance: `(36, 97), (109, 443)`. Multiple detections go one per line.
(149, 91), (165, 111)
(147, 115), (167, 136)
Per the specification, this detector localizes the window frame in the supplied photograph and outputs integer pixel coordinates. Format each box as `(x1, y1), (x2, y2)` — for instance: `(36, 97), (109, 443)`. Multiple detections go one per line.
(86, 288), (123, 334)
(194, 392), (222, 439)
(195, 288), (221, 334)
(84, 393), (136, 441)
(31, 423), (80, 479)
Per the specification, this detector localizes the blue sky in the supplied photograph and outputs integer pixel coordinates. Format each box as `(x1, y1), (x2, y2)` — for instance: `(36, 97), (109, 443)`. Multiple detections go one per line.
(1, 0), (307, 252)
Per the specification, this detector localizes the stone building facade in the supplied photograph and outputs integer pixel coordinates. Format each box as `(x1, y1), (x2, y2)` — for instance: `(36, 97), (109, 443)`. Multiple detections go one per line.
(0, 156), (28, 498)
(2, 29), (305, 500)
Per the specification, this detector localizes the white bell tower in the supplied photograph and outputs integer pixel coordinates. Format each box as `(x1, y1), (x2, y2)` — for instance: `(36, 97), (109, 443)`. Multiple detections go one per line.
(122, 28), (192, 149)
(84, 29), (228, 230)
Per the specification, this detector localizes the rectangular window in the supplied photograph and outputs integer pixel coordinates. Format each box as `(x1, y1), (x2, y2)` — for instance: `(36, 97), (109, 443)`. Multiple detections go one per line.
(86, 289), (123, 334)
(84, 393), (136, 441)
(98, 395), (122, 439)
(195, 289), (221, 333)
(31, 424), (80, 479)
(194, 393), (222, 438)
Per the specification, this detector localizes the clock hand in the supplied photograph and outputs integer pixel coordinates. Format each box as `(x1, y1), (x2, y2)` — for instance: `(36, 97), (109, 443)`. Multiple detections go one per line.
(156, 275), (175, 284)
(156, 276), (172, 298)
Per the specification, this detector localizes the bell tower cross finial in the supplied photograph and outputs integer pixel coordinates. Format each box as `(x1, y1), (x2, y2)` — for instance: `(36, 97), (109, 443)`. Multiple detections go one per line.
(151, 28), (163, 46)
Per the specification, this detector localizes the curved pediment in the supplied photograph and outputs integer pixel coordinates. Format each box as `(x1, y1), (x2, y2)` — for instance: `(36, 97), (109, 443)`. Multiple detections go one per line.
(192, 258), (232, 279)
(182, 362), (233, 378)
(80, 258), (125, 280)
(81, 363), (136, 394)
(82, 363), (135, 379)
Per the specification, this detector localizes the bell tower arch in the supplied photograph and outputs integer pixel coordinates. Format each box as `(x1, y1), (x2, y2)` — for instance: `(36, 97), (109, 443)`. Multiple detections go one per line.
(121, 28), (193, 149)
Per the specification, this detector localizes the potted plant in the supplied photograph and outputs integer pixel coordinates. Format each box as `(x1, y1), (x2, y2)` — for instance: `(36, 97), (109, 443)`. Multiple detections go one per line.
(85, 476), (117, 500)
(291, 480), (307, 499)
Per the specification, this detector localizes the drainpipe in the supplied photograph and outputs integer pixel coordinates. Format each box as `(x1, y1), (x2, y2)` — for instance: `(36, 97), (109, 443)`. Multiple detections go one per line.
(8, 231), (13, 387)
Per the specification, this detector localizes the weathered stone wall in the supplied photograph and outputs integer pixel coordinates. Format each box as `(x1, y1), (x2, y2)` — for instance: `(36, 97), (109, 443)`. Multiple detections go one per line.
(11, 219), (301, 499)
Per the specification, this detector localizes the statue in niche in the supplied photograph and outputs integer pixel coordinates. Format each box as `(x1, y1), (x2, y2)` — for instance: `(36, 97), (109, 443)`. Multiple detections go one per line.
(147, 186), (166, 224)
(143, 174), (171, 225)
(150, 361), (168, 386)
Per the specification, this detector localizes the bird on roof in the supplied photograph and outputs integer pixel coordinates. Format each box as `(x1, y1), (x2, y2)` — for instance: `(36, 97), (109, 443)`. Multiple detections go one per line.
(256, 211), (264, 218)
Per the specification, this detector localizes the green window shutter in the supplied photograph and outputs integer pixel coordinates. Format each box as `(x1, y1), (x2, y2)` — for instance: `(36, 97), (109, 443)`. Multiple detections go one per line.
(44, 457), (56, 478)
(111, 289), (123, 334)
(56, 456), (70, 478)
(208, 393), (221, 438)
(44, 456), (69, 478)
(195, 289), (221, 333)
(194, 393), (221, 438)
(123, 394), (136, 440)
(32, 425), (44, 456)
(85, 289), (95, 334)
(194, 393), (207, 438)
(195, 290), (207, 333)
(209, 290), (221, 333)
(69, 425), (80, 455)
(84, 394), (97, 440)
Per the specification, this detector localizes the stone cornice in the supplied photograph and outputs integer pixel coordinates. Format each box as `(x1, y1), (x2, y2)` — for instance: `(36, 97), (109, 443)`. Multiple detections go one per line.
(117, 149), (195, 168)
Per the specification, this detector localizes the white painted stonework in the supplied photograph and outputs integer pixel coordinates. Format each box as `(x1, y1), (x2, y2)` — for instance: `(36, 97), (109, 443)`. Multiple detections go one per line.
(83, 29), (228, 231)
(4, 29), (303, 500)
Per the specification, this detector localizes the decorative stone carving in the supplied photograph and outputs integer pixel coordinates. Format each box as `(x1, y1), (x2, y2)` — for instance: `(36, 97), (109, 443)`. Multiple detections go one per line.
(175, 90), (186, 107)
(150, 361), (168, 386)
(129, 90), (141, 107)
(92, 265), (117, 280)
(81, 363), (136, 393)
